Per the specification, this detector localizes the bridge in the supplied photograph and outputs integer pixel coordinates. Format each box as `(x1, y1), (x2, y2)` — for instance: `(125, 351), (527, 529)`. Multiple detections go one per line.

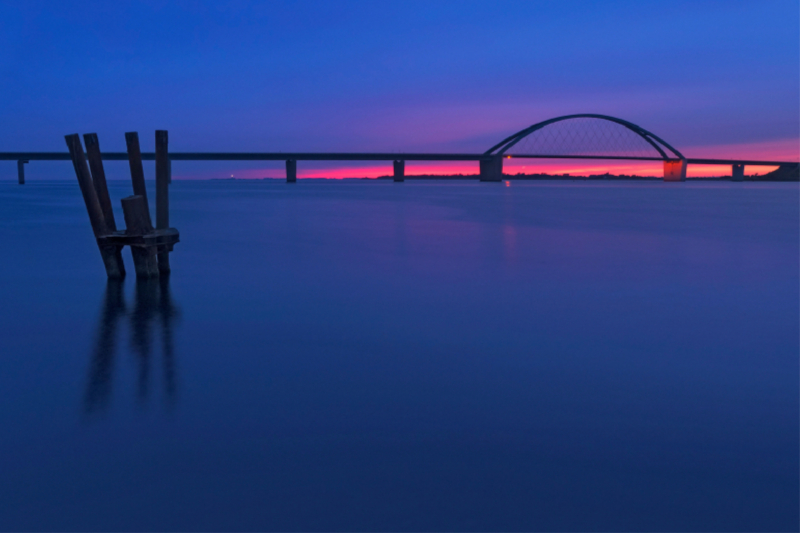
(2, 114), (797, 183)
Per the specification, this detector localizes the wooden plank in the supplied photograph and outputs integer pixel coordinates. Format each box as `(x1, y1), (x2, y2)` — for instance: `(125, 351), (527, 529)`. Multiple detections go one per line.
(98, 229), (179, 247)
(155, 130), (170, 273)
(84, 134), (116, 231)
(124, 132), (152, 226)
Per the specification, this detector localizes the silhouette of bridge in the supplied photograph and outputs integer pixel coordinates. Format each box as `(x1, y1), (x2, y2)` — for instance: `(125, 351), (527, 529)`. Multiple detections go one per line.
(3, 114), (797, 183)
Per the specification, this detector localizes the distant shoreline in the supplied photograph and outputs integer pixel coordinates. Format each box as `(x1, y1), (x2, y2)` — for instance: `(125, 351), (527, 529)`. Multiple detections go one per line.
(212, 171), (798, 182)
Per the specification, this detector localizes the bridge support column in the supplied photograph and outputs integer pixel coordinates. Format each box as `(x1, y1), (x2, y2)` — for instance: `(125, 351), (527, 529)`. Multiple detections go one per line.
(479, 155), (503, 182)
(663, 158), (687, 182)
(17, 159), (28, 184)
(732, 164), (745, 182)
(393, 160), (404, 182)
(286, 160), (296, 183)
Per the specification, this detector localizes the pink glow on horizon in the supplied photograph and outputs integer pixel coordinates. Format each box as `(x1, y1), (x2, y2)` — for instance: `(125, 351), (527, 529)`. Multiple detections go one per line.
(172, 138), (797, 180)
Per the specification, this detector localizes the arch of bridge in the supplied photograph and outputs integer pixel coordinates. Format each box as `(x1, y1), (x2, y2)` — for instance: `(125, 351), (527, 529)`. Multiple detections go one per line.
(485, 114), (685, 160)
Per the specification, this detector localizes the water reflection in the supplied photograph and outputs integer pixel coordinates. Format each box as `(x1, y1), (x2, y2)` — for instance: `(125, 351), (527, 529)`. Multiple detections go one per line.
(84, 277), (179, 414)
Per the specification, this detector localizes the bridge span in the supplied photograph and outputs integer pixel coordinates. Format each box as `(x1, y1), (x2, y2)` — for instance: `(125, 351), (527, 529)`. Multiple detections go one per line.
(2, 114), (797, 183)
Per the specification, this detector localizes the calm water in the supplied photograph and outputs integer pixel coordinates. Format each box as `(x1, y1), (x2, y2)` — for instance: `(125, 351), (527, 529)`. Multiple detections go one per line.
(0, 180), (797, 531)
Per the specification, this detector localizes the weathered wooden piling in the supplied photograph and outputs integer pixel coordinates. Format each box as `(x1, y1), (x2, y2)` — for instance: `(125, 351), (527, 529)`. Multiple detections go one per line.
(393, 160), (405, 182)
(122, 195), (159, 278)
(286, 159), (297, 183)
(84, 134), (116, 232)
(125, 132), (152, 226)
(65, 134), (126, 278)
(155, 130), (170, 273)
(66, 130), (179, 279)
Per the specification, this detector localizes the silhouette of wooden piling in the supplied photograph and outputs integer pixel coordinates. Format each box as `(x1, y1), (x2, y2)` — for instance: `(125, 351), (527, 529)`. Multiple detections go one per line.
(286, 159), (297, 183)
(65, 134), (126, 278)
(155, 130), (170, 273)
(66, 131), (179, 279)
(125, 132), (152, 226)
(84, 134), (116, 232)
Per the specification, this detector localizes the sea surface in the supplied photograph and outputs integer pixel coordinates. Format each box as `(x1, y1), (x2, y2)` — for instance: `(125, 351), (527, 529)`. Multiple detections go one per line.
(0, 179), (798, 531)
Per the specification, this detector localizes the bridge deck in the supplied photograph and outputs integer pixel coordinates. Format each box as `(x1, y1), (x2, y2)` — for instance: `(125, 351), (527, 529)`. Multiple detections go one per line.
(0, 152), (795, 166)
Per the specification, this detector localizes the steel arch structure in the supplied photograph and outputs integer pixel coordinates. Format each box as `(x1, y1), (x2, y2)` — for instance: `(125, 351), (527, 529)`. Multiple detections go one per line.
(485, 114), (685, 161)
(6, 113), (796, 184)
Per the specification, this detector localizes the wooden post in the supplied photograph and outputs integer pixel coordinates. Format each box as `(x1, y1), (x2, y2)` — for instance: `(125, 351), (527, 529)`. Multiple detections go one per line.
(84, 134), (117, 232)
(17, 160), (27, 184)
(286, 159), (297, 183)
(393, 160), (405, 182)
(122, 195), (159, 278)
(125, 132), (152, 226)
(84, 278), (126, 413)
(65, 134), (125, 279)
(155, 130), (170, 273)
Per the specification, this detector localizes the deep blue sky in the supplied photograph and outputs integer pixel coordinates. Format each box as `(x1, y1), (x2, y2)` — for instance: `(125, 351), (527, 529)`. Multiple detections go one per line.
(1, 0), (798, 177)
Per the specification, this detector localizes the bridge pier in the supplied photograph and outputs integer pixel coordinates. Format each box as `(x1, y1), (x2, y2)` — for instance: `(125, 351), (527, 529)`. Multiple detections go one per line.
(732, 163), (745, 182)
(479, 155), (503, 182)
(393, 160), (404, 182)
(17, 159), (28, 184)
(663, 158), (687, 182)
(286, 159), (297, 183)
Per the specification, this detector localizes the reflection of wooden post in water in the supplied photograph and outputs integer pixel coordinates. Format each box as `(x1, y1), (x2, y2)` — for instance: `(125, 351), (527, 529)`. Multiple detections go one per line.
(84, 279), (179, 413)
(84, 279), (126, 413)
(159, 276), (177, 401)
(131, 279), (158, 401)
(65, 131), (179, 278)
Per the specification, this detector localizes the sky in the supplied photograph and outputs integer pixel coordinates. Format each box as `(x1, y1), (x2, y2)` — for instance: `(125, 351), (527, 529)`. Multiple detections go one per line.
(1, 0), (798, 179)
